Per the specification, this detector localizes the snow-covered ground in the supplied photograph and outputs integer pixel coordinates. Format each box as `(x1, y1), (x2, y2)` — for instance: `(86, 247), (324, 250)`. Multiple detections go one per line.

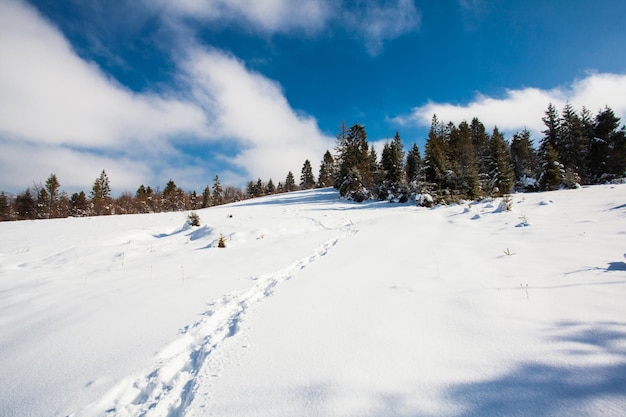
(1, 185), (625, 417)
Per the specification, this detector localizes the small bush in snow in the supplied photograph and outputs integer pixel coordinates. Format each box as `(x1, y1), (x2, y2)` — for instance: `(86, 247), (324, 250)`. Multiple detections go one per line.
(217, 233), (227, 248)
(187, 212), (201, 227)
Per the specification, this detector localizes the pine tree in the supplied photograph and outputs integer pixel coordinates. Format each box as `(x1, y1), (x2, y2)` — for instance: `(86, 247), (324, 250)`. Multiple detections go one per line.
(335, 123), (371, 201)
(488, 127), (515, 196)
(590, 106), (625, 181)
(45, 174), (61, 218)
(300, 159), (316, 189)
(317, 150), (335, 188)
(202, 186), (212, 208)
(510, 129), (539, 190)
(380, 131), (406, 197)
(541, 103), (561, 152)
(212, 175), (223, 204)
(539, 142), (564, 190)
(70, 191), (88, 216)
(448, 121), (480, 199)
(255, 178), (265, 197)
(0, 192), (9, 221)
(559, 102), (587, 184)
(91, 170), (111, 215)
(423, 115), (449, 197)
(405, 142), (422, 186)
(15, 188), (36, 220)
(266, 178), (276, 194)
(285, 171), (296, 192)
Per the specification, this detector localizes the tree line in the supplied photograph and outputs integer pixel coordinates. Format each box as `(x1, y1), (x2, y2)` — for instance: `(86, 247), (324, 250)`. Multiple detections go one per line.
(0, 162), (322, 221)
(1, 102), (625, 221)
(326, 103), (625, 205)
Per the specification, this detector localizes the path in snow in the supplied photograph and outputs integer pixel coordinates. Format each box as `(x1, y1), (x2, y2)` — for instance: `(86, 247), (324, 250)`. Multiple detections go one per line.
(78, 223), (356, 417)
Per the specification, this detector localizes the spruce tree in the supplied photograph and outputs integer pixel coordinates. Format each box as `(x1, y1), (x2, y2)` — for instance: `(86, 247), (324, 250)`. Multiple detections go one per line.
(266, 178), (276, 194)
(488, 127), (515, 196)
(539, 142), (564, 190)
(91, 170), (111, 215)
(202, 186), (212, 208)
(424, 115), (449, 197)
(335, 123), (371, 201)
(510, 129), (539, 190)
(212, 175), (223, 204)
(405, 142), (422, 186)
(0, 192), (9, 221)
(317, 150), (335, 188)
(541, 103), (561, 152)
(300, 159), (316, 189)
(559, 103), (587, 184)
(285, 171), (296, 192)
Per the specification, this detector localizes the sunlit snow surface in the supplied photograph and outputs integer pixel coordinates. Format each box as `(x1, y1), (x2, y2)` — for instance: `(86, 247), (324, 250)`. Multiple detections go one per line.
(1, 185), (625, 417)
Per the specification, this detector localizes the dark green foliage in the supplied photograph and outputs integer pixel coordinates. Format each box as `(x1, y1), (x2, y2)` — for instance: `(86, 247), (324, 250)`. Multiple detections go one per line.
(0, 192), (10, 221)
(285, 171), (296, 192)
(266, 178), (276, 194)
(202, 186), (212, 208)
(334, 123), (372, 200)
(300, 159), (316, 189)
(423, 116), (449, 195)
(187, 211), (201, 227)
(405, 142), (422, 185)
(510, 129), (539, 190)
(539, 142), (564, 191)
(488, 127), (515, 196)
(212, 175), (223, 204)
(317, 150), (335, 188)
(15, 188), (36, 220)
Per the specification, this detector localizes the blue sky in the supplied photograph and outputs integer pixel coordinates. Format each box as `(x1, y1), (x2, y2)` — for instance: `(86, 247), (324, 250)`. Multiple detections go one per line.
(1, 0), (626, 195)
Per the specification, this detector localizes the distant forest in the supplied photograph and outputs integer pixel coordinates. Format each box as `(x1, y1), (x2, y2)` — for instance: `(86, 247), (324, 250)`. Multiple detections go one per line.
(1, 103), (625, 221)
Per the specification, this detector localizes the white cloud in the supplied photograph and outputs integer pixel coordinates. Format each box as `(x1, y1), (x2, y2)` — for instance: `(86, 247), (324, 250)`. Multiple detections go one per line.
(344, 0), (421, 56)
(0, 0), (336, 194)
(394, 73), (626, 139)
(154, 0), (331, 34)
(182, 47), (334, 182)
(153, 0), (420, 56)
(0, 1), (208, 149)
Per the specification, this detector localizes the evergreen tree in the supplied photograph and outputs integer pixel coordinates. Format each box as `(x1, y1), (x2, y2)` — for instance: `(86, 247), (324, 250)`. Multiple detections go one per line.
(559, 102), (587, 184)
(300, 159), (316, 189)
(202, 186), (212, 208)
(335, 123), (371, 201)
(0, 192), (9, 221)
(212, 175), (223, 204)
(91, 170), (111, 215)
(266, 178), (276, 194)
(45, 174), (61, 217)
(510, 129), (539, 190)
(255, 178), (265, 197)
(488, 127), (515, 196)
(70, 191), (88, 216)
(541, 103), (561, 152)
(448, 121), (480, 199)
(590, 106), (625, 181)
(14, 188), (36, 220)
(380, 131), (406, 197)
(285, 171), (296, 192)
(470, 117), (491, 185)
(36, 187), (50, 219)
(405, 142), (422, 186)
(423, 115), (449, 196)
(317, 150), (335, 188)
(246, 181), (256, 198)
(539, 142), (564, 190)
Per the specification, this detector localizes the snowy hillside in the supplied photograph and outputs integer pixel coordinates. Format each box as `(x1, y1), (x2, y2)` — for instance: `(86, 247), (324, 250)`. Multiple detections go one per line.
(1, 185), (625, 417)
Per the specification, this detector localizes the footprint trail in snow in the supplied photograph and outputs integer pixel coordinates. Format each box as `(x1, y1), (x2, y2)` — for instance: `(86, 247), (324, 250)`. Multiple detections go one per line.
(79, 230), (353, 417)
